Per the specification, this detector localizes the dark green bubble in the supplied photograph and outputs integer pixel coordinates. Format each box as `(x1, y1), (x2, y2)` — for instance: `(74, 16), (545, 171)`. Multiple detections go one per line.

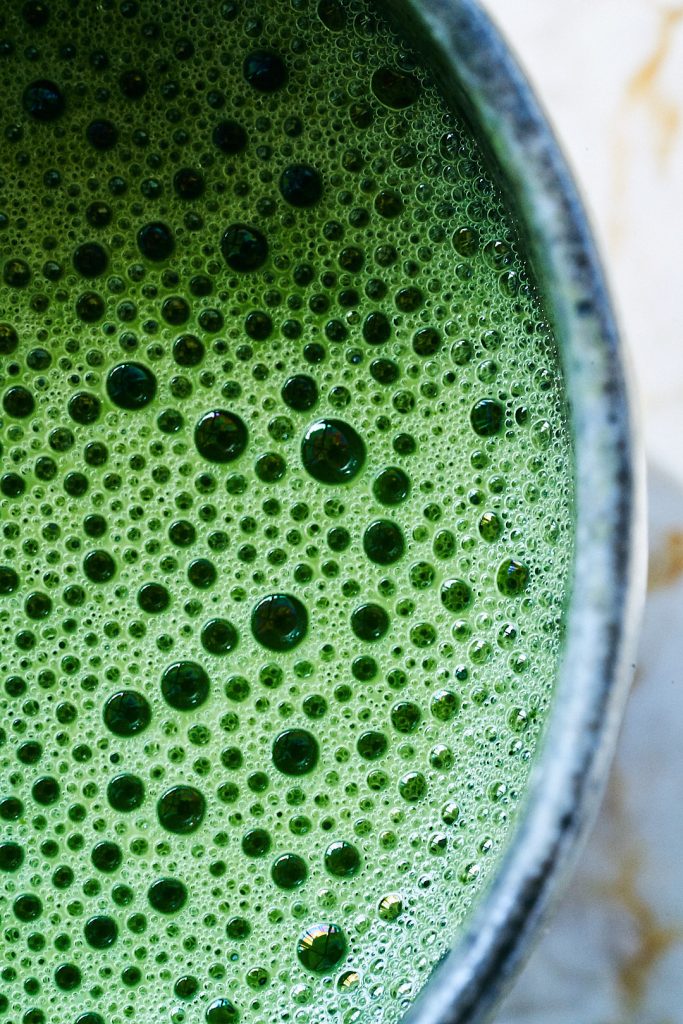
(148, 877), (188, 914)
(351, 603), (389, 642)
(271, 853), (308, 889)
(241, 828), (271, 857)
(103, 690), (151, 736)
(195, 409), (247, 463)
(201, 618), (238, 656)
(373, 467), (410, 505)
(243, 49), (287, 92)
(296, 922), (347, 974)
(363, 519), (405, 565)
(90, 841), (122, 873)
(301, 418), (365, 484)
(106, 773), (145, 812)
(221, 223), (268, 272)
(251, 594), (307, 652)
(13, 893), (42, 921)
(54, 963), (81, 991)
(161, 661), (210, 711)
(390, 701), (422, 734)
(137, 582), (170, 613)
(106, 362), (156, 410)
(83, 549), (116, 583)
(84, 914), (118, 949)
(471, 398), (504, 436)
(324, 841), (360, 878)
(157, 785), (205, 834)
(272, 728), (318, 776)
(357, 731), (388, 761)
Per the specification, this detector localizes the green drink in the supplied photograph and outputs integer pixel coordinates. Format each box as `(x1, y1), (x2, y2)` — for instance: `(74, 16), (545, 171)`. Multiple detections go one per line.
(0, 1), (573, 1022)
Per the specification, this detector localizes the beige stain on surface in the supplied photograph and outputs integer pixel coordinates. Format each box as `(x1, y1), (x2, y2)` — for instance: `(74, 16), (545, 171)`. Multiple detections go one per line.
(610, 6), (683, 247)
(627, 5), (683, 162)
(648, 528), (683, 589)
(608, 850), (680, 1009)
(596, 771), (681, 1014)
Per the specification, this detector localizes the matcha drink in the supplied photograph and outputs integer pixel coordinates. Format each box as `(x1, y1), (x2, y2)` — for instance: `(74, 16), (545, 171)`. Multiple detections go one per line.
(0, 1), (574, 1022)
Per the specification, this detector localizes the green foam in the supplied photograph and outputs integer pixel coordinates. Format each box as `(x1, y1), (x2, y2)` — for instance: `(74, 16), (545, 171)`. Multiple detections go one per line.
(0, 1), (574, 1022)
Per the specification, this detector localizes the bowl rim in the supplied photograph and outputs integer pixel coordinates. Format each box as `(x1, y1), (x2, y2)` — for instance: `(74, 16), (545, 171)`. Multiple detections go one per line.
(384, 1), (647, 1021)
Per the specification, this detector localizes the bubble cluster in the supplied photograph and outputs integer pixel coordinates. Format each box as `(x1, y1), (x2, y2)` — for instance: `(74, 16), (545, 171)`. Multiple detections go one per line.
(0, 0), (573, 1022)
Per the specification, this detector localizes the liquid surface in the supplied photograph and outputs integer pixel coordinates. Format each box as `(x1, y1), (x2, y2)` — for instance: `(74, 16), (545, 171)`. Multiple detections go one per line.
(0, 2), (573, 1022)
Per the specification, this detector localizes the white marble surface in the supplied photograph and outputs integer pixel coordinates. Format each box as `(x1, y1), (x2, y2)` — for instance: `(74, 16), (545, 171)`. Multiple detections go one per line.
(481, 2), (683, 1022)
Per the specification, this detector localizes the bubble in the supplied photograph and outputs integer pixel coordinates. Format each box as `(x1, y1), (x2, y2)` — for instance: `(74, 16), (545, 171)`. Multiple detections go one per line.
(356, 731), (388, 760)
(363, 519), (405, 565)
(318, 0), (346, 30)
(107, 773), (145, 812)
(220, 223), (268, 272)
(119, 68), (148, 99)
(206, 998), (239, 1023)
(496, 558), (530, 596)
(102, 690), (151, 736)
(84, 915), (118, 948)
(272, 728), (319, 775)
(201, 617), (238, 655)
(241, 828), (271, 857)
(378, 893), (403, 921)
(161, 661), (210, 710)
(470, 398), (504, 436)
(54, 964), (81, 991)
(350, 603), (389, 642)
(73, 242), (108, 278)
(148, 877), (188, 913)
(271, 852), (308, 889)
(398, 771), (427, 802)
(362, 310), (391, 344)
(324, 841), (360, 878)
(413, 327), (441, 357)
(0, 842), (24, 871)
(3, 258), (31, 287)
(136, 582), (169, 613)
(440, 578), (473, 613)
(91, 840), (123, 872)
(23, 79), (65, 121)
(68, 391), (101, 424)
(3, 385), (35, 418)
(173, 333), (205, 367)
(137, 221), (175, 261)
(371, 67), (420, 108)
(369, 358), (399, 385)
(213, 118), (248, 153)
(282, 374), (318, 412)
(296, 923), (347, 974)
(31, 775), (60, 804)
(251, 594), (308, 651)
(83, 549), (116, 582)
(174, 975), (199, 999)
(13, 893), (42, 921)
(0, 322), (19, 354)
(301, 418), (365, 484)
(194, 409), (248, 463)
(23, 2), (50, 28)
(279, 164), (323, 207)
(157, 785), (206, 834)
(390, 701), (421, 734)
(86, 118), (117, 150)
(243, 49), (287, 92)
(173, 167), (205, 199)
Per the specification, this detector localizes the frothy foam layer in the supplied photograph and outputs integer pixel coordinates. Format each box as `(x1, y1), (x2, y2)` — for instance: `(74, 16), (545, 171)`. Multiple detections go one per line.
(0, 1), (573, 1022)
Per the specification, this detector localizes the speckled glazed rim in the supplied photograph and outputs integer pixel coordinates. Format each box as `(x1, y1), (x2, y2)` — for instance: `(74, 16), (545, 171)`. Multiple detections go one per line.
(372, 2), (647, 1023)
